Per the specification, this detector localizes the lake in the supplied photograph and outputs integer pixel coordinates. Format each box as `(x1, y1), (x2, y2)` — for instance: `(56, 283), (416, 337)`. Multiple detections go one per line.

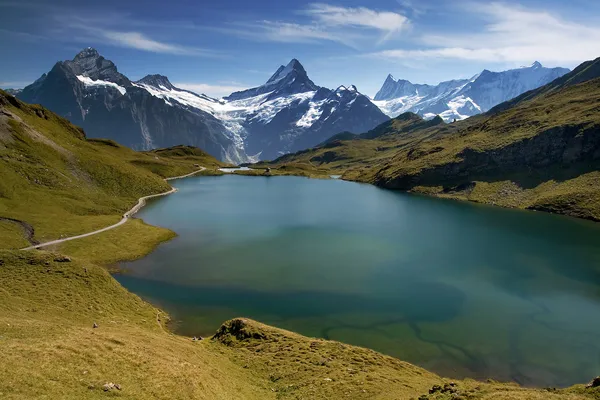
(117, 175), (600, 387)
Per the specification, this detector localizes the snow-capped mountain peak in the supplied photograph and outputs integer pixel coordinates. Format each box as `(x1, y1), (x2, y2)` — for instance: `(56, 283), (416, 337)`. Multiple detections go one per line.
(225, 59), (318, 102)
(374, 62), (569, 121)
(266, 58), (307, 84)
(67, 47), (129, 87)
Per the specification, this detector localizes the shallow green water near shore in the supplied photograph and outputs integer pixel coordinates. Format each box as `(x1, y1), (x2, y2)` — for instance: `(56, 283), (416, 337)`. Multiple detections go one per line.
(117, 175), (600, 387)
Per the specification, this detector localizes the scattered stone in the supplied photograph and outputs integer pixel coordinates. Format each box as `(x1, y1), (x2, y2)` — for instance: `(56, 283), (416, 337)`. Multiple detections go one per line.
(114, 384), (122, 391)
(53, 255), (71, 263)
(587, 376), (600, 388)
(44, 261), (50, 266)
(82, 370), (88, 375)
(87, 384), (95, 390)
(429, 384), (442, 394)
(102, 383), (115, 392)
(324, 378), (332, 382)
(443, 383), (458, 393)
(93, 322), (98, 329)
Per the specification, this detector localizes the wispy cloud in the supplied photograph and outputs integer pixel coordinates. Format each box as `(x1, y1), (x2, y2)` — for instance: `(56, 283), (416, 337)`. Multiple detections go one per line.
(174, 82), (249, 98)
(304, 3), (410, 41)
(54, 15), (224, 57)
(219, 3), (410, 48)
(98, 30), (212, 56)
(370, 2), (600, 65)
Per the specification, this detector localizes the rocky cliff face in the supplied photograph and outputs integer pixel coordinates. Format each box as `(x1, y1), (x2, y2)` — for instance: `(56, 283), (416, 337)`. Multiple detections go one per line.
(378, 124), (600, 190)
(18, 48), (246, 163)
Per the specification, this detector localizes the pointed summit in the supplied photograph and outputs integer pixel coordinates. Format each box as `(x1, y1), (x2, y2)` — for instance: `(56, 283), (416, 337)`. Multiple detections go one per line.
(266, 58), (308, 84)
(74, 47), (100, 61)
(66, 48), (130, 87)
(226, 58), (317, 101)
(136, 74), (174, 90)
(531, 61), (542, 68)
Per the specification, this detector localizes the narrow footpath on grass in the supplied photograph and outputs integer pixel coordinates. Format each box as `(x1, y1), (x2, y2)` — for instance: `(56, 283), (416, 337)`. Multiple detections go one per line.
(22, 167), (206, 250)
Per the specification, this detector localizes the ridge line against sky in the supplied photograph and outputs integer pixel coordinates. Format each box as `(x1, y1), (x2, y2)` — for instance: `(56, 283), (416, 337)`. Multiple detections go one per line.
(1, 0), (600, 98)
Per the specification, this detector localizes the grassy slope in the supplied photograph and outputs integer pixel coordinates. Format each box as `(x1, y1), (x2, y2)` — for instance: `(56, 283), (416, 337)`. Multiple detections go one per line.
(0, 90), (226, 247)
(261, 59), (600, 221)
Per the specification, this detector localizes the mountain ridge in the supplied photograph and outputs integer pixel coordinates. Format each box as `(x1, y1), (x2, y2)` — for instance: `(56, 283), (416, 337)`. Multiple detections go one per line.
(17, 49), (388, 162)
(374, 62), (570, 121)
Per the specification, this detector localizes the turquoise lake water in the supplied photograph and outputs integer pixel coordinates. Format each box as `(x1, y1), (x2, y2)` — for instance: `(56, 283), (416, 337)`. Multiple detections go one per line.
(117, 175), (600, 387)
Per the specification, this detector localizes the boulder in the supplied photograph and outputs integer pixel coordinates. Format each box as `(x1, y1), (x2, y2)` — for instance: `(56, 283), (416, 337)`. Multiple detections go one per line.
(587, 376), (600, 389)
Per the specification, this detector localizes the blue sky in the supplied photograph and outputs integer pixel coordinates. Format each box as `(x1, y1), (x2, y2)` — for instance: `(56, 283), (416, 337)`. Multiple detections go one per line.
(1, 0), (600, 97)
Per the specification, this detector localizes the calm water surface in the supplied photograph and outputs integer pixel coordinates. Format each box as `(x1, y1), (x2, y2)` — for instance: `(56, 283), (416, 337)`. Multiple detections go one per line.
(117, 175), (600, 387)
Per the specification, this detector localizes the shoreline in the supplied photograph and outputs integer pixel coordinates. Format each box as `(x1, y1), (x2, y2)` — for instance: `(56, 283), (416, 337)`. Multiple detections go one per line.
(21, 167), (207, 251)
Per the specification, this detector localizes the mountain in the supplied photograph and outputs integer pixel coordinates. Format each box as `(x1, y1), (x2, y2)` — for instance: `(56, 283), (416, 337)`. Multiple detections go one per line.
(260, 57), (600, 221)
(219, 59), (389, 160)
(17, 49), (388, 162)
(4, 88), (22, 96)
(373, 62), (570, 121)
(17, 48), (247, 163)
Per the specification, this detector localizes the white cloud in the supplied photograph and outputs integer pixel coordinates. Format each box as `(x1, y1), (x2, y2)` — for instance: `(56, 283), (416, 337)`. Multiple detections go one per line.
(223, 21), (354, 46)
(99, 31), (210, 56)
(219, 3), (410, 47)
(174, 82), (249, 98)
(370, 2), (600, 65)
(55, 16), (222, 57)
(304, 3), (410, 40)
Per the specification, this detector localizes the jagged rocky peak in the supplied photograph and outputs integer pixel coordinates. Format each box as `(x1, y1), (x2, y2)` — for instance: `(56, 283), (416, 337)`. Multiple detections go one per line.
(225, 58), (317, 101)
(267, 58), (308, 83)
(374, 74), (420, 101)
(74, 47), (100, 61)
(66, 47), (130, 87)
(531, 61), (542, 69)
(136, 74), (175, 90)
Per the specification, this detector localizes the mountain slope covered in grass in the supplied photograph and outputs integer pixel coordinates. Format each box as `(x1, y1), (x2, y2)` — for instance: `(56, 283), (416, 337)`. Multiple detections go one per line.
(259, 57), (600, 221)
(0, 90), (225, 248)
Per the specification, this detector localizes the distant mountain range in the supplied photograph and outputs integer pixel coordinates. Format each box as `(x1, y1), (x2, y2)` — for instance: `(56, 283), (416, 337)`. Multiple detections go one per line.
(372, 62), (570, 121)
(13, 48), (570, 161)
(16, 49), (387, 162)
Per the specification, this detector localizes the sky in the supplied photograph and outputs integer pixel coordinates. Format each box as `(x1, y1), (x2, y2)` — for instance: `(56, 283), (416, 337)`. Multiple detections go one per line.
(1, 0), (600, 98)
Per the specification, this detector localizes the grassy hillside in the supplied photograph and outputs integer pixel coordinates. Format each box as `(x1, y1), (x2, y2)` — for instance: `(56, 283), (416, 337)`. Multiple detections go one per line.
(261, 58), (600, 221)
(0, 90), (226, 248)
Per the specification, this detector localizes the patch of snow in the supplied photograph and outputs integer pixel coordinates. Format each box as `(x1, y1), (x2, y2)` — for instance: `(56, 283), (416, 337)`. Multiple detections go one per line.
(77, 75), (126, 95)
(296, 99), (326, 127)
